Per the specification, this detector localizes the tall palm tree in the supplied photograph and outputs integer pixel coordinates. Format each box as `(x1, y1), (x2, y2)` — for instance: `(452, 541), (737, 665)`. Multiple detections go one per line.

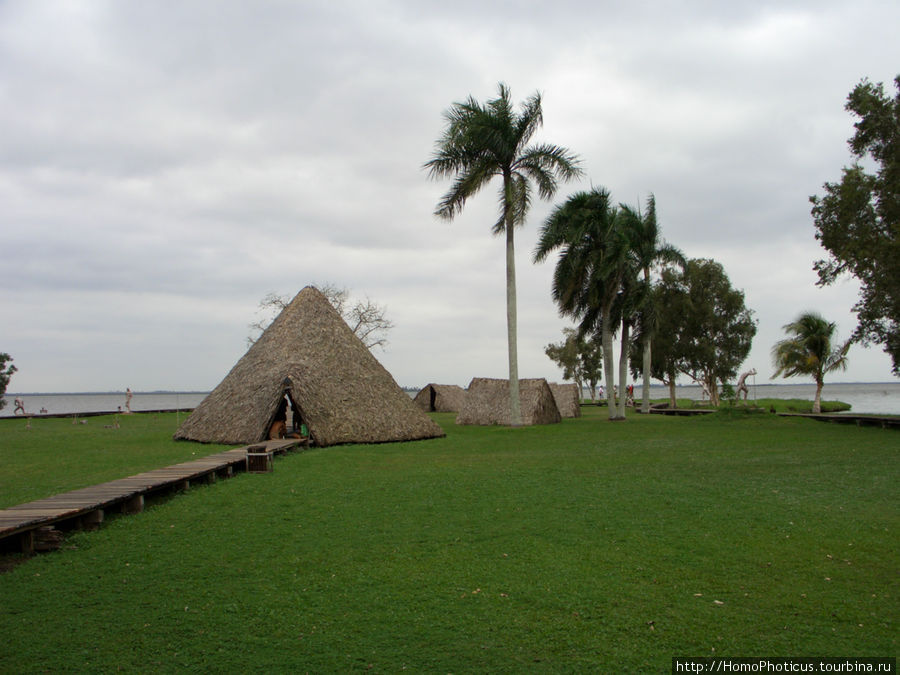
(534, 188), (631, 420)
(425, 83), (582, 425)
(621, 196), (685, 413)
(612, 254), (642, 419)
(771, 312), (851, 413)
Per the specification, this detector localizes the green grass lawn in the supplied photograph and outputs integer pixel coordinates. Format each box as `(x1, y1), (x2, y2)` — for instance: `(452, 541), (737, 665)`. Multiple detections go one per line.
(0, 411), (232, 508)
(0, 409), (896, 672)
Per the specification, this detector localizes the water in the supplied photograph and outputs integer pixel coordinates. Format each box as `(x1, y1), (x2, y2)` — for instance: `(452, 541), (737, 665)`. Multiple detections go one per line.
(0, 392), (209, 418)
(3, 382), (899, 417)
(586, 382), (900, 415)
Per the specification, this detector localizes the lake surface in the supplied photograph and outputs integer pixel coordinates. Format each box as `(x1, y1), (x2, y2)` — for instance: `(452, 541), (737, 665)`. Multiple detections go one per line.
(587, 382), (900, 415)
(0, 392), (209, 418)
(2, 382), (899, 417)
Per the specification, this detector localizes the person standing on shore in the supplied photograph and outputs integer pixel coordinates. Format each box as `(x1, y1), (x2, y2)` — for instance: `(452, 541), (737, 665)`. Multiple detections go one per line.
(125, 388), (133, 413)
(14, 397), (25, 415)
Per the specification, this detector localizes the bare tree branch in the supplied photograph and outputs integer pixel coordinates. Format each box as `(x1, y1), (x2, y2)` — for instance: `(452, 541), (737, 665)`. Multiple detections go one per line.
(247, 284), (392, 350)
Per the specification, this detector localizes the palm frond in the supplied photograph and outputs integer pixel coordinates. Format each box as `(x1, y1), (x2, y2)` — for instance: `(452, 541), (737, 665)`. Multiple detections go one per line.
(514, 90), (544, 149)
(426, 82), (581, 232)
(771, 311), (850, 384)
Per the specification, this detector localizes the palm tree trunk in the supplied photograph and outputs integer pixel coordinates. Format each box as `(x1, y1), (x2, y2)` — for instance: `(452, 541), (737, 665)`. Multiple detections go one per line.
(641, 336), (652, 414)
(601, 307), (617, 420)
(617, 321), (629, 419)
(506, 219), (522, 426)
(641, 267), (652, 414)
(813, 379), (823, 414)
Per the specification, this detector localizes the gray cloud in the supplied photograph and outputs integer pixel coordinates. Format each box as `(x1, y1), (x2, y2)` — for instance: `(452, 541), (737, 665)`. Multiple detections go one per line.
(2, 0), (898, 392)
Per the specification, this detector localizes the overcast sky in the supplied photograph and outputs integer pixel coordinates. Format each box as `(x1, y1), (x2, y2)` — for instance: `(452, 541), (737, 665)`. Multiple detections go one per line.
(2, 0), (899, 393)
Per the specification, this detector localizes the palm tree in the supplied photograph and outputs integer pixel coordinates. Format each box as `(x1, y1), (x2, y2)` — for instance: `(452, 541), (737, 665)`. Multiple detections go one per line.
(621, 196), (685, 413)
(613, 254), (642, 419)
(771, 312), (851, 413)
(534, 188), (631, 420)
(425, 83), (582, 425)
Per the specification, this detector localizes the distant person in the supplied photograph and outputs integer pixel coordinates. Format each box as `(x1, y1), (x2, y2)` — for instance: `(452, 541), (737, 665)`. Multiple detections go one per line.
(14, 397), (25, 415)
(125, 388), (133, 413)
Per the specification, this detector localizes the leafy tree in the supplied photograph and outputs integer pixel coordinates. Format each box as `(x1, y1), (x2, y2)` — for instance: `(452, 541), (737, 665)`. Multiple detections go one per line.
(426, 82), (582, 425)
(248, 283), (393, 349)
(771, 312), (851, 414)
(544, 328), (603, 401)
(534, 188), (631, 419)
(0, 353), (16, 411)
(649, 259), (757, 406)
(811, 75), (900, 374)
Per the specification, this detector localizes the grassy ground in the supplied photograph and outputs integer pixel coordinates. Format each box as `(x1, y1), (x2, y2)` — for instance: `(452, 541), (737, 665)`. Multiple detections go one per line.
(0, 411), (231, 508)
(0, 408), (896, 672)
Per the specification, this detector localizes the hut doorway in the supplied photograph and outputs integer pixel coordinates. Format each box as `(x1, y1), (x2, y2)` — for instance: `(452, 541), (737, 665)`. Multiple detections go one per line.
(267, 390), (307, 440)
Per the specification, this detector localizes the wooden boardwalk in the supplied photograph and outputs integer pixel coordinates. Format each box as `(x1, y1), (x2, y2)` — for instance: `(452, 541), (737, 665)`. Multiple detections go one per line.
(646, 407), (715, 416)
(0, 439), (306, 555)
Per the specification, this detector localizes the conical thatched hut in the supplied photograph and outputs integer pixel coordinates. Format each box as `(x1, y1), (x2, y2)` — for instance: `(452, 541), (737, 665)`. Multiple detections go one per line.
(549, 383), (582, 418)
(456, 378), (561, 426)
(174, 286), (445, 446)
(413, 383), (468, 413)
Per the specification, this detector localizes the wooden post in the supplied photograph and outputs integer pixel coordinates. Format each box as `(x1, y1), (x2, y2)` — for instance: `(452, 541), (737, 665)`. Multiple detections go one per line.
(82, 509), (104, 529)
(19, 530), (34, 555)
(122, 495), (144, 514)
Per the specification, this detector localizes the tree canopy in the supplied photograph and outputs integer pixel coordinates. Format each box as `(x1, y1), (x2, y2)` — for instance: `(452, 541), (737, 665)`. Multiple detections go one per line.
(811, 75), (900, 375)
(0, 353), (16, 411)
(649, 259), (757, 406)
(544, 328), (603, 400)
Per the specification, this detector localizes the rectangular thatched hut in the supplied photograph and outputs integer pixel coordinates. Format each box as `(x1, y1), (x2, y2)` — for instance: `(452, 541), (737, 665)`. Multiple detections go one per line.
(413, 383), (468, 413)
(549, 383), (582, 418)
(456, 377), (561, 426)
(174, 286), (445, 447)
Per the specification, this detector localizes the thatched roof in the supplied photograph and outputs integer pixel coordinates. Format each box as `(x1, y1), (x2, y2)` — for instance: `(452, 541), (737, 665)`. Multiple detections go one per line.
(413, 383), (468, 413)
(549, 383), (582, 418)
(174, 286), (445, 446)
(456, 378), (561, 426)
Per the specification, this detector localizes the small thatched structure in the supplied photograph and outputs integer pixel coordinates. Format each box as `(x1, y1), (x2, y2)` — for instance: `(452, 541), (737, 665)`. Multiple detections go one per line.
(174, 286), (445, 447)
(456, 378), (561, 426)
(413, 383), (468, 413)
(549, 383), (582, 418)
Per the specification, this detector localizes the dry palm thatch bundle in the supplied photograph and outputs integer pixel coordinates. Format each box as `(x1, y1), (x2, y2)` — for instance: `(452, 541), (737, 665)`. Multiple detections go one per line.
(456, 377), (561, 426)
(174, 286), (445, 446)
(549, 383), (582, 418)
(413, 383), (468, 413)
